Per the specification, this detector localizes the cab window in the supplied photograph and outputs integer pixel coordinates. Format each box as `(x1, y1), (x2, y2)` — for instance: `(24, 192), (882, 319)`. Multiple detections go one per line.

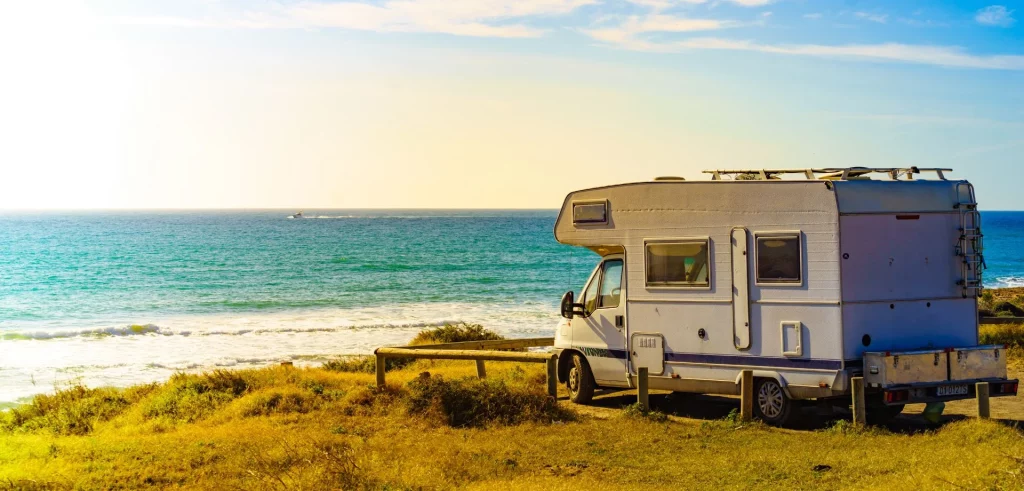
(582, 267), (602, 315)
(599, 260), (623, 308)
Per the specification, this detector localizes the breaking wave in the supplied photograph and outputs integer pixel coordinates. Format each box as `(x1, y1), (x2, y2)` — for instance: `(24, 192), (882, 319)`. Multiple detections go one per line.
(990, 276), (1024, 288)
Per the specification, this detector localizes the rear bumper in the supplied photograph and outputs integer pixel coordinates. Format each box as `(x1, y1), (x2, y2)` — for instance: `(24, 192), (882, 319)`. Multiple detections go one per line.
(880, 378), (1019, 405)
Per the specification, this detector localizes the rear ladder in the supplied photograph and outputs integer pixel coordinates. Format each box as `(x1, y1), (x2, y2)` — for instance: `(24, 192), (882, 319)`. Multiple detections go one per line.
(955, 182), (985, 298)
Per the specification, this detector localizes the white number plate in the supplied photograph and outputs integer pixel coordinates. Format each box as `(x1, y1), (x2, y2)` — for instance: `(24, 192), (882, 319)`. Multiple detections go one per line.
(936, 384), (969, 397)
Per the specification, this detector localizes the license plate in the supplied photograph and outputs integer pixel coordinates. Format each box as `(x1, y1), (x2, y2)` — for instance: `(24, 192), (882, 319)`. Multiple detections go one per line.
(936, 384), (969, 397)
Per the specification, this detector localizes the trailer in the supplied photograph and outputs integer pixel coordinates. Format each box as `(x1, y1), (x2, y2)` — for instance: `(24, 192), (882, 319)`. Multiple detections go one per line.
(552, 167), (1017, 426)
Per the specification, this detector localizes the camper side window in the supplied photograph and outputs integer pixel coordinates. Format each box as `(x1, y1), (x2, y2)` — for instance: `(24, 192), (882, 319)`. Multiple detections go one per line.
(756, 235), (802, 285)
(645, 241), (710, 288)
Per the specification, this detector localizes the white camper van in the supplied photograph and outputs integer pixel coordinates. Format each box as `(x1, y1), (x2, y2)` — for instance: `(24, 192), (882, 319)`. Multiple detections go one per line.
(552, 167), (1018, 426)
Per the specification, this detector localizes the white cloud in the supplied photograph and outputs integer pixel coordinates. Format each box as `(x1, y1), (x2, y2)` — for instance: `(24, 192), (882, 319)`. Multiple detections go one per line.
(112, 0), (597, 38)
(727, 0), (772, 6)
(583, 13), (737, 51)
(975, 5), (1015, 27)
(803, 13), (822, 20)
(626, 0), (708, 10)
(854, 12), (889, 24)
(586, 36), (1024, 70)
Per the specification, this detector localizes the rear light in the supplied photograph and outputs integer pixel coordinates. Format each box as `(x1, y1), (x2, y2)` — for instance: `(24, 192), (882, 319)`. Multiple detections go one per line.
(999, 382), (1018, 395)
(885, 390), (909, 403)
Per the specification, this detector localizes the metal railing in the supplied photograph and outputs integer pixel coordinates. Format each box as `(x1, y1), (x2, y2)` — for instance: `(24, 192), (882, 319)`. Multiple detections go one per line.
(703, 167), (952, 181)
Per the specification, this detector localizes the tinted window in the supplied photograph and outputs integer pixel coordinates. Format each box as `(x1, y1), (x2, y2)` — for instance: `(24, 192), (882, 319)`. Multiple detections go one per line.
(757, 235), (802, 284)
(645, 241), (710, 287)
(599, 260), (623, 308)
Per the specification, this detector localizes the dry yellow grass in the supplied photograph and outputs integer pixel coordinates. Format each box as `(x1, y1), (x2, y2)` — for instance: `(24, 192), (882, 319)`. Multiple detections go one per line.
(3, 359), (1024, 490)
(4, 320), (1024, 489)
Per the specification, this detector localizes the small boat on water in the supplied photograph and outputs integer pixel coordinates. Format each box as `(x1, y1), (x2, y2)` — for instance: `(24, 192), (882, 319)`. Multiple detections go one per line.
(290, 211), (304, 219)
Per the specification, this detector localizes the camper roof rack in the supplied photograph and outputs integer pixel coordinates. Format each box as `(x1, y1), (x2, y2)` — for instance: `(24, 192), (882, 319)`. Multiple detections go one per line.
(703, 167), (952, 181)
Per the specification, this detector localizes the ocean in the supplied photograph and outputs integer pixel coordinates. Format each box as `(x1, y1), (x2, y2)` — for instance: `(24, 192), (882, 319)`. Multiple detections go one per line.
(1, 210), (1022, 404)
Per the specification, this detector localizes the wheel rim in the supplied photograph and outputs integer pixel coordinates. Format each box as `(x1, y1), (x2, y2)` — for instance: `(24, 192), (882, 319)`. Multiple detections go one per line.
(568, 366), (580, 394)
(757, 381), (785, 419)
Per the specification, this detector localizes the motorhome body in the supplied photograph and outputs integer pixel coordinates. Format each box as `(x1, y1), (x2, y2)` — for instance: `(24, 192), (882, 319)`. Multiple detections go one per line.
(552, 168), (1016, 425)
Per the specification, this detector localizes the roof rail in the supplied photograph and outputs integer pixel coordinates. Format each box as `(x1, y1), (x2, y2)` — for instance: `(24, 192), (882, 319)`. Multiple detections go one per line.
(703, 167), (952, 181)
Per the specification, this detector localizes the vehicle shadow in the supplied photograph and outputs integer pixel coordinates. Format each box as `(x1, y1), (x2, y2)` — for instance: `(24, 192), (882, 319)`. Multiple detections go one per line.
(585, 389), (1024, 434)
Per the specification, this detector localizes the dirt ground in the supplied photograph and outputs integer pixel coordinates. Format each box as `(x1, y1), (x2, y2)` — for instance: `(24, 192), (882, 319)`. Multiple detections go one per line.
(569, 366), (1024, 431)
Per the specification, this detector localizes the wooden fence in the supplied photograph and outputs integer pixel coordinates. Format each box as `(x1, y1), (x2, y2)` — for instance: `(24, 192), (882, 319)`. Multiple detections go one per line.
(374, 338), (558, 397)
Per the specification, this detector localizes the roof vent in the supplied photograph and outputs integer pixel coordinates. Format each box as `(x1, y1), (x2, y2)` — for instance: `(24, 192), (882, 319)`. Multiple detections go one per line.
(654, 176), (686, 181)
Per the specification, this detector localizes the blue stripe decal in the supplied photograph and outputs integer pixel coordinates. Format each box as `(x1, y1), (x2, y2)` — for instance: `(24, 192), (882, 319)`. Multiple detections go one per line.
(574, 346), (845, 370)
(663, 352), (843, 370)
(608, 349), (629, 360)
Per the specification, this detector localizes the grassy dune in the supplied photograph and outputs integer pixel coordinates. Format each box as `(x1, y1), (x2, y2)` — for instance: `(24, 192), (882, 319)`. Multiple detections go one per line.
(4, 359), (1024, 490)
(4, 325), (1024, 489)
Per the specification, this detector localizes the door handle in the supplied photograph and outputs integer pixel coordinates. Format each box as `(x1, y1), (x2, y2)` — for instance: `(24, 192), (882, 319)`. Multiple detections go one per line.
(615, 315), (624, 328)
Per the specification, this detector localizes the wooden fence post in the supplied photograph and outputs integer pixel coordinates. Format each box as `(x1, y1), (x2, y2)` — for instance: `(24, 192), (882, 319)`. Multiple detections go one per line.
(375, 354), (386, 387)
(740, 370), (754, 422)
(475, 360), (487, 379)
(851, 377), (866, 427)
(637, 367), (649, 411)
(546, 357), (558, 398)
(977, 382), (991, 419)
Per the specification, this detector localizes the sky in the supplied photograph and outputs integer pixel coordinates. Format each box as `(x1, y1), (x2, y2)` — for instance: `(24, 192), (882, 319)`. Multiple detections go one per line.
(0, 0), (1021, 209)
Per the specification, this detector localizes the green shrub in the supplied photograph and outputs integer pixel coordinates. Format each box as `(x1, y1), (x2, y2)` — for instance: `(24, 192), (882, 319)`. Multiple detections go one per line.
(406, 375), (572, 428)
(1013, 295), (1024, 309)
(622, 402), (668, 423)
(2, 384), (155, 435)
(981, 290), (995, 308)
(980, 324), (1024, 350)
(322, 356), (415, 373)
(341, 384), (406, 417)
(992, 301), (1024, 317)
(239, 389), (313, 417)
(144, 370), (251, 422)
(323, 323), (503, 374)
(409, 323), (504, 345)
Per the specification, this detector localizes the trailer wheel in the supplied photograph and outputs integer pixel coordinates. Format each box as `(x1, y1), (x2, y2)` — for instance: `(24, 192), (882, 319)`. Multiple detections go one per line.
(567, 353), (595, 404)
(754, 378), (796, 426)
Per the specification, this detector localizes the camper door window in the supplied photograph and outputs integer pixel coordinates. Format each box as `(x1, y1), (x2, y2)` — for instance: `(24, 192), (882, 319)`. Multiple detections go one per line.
(645, 240), (711, 288)
(755, 235), (802, 285)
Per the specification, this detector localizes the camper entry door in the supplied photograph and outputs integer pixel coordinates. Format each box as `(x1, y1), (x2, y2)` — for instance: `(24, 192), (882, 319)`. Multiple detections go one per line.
(574, 256), (629, 384)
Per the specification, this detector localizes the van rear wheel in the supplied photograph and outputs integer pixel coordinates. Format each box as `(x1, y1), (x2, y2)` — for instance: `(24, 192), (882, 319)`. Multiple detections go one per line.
(754, 378), (796, 426)
(567, 353), (595, 404)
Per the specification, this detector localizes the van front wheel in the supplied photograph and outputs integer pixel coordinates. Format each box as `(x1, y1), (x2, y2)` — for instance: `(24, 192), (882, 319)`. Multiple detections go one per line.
(754, 378), (796, 426)
(567, 353), (595, 404)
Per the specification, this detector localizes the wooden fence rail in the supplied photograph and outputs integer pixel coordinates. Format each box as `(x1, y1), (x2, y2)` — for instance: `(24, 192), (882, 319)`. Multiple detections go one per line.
(405, 338), (555, 351)
(373, 338), (558, 397)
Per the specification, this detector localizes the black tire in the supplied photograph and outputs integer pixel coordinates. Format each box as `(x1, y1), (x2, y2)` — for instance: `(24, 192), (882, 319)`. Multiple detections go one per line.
(753, 378), (797, 426)
(567, 353), (595, 404)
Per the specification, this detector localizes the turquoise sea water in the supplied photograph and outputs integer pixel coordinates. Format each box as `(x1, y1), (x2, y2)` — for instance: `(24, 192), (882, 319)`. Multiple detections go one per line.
(1, 209), (1022, 404)
(0, 210), (583, 327)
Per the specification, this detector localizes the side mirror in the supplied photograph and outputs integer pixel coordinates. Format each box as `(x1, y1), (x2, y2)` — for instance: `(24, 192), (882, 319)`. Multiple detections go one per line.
(560, 291), (575, 319)
(560, 291), (587, 319)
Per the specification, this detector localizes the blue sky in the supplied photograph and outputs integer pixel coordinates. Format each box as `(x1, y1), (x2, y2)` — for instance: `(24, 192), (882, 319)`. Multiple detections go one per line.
(0, 1), (1021, 209)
